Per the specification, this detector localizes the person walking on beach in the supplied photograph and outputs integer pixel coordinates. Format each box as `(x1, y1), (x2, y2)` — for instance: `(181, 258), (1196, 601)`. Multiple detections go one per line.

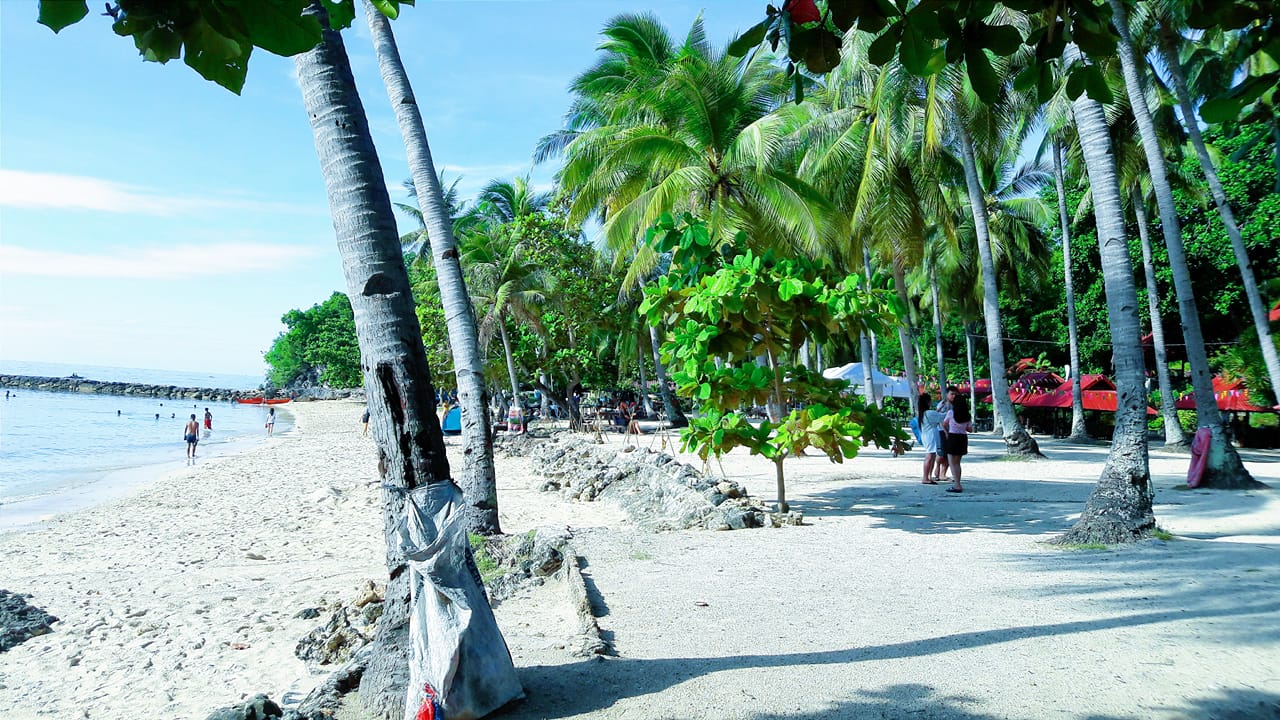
(917, 393), (946, 485)
(203, 408), (213, 431)
(943, 395), (973, 493)
(265, 407), (276, 436)
(184, 414), (201, 458)
(931, 386), (957, 481)
(362, 408), (370, 436)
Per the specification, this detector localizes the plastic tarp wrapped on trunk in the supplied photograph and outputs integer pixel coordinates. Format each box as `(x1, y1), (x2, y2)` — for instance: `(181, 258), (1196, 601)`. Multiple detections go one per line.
(399, 482), (523, 720)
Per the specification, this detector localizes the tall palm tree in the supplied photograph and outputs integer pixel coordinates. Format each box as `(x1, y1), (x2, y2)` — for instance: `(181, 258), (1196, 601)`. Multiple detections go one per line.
(1056, 89), (1155, 544)
(395, 172), (468, 259)
(553, 15), (830, 284)
(294, 3), (520, 716)
(1107, 0), (1256, 488)
(362, 0), (501, 536)
(462, 219), (547, 409)
(1050, 139), (1087, 439)
(1156, 24), (1280, 407)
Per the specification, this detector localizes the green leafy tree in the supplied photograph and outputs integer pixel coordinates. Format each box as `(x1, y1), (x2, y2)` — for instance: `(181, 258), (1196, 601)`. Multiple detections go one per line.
(264, 292), (362, 388)
(641, 214), (903, 513)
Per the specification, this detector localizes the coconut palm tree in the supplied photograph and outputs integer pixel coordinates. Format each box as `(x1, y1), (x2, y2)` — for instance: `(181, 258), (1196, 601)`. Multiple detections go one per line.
(553, 15), (831, 285)
(293, 3), (520, 716)
(1055, 88), (1156, 544)
(1155, 22), (1280, 407)
(362, 0), (501, 535)
(1107, 0), (1256, 488)
(461, 217), (547, 410)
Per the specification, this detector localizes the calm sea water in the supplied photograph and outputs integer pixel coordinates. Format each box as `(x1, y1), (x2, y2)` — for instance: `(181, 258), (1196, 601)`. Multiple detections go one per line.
(0, 361), (291, 531)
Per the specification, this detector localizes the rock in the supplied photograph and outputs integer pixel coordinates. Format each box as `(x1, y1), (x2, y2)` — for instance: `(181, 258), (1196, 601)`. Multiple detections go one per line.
(293, 607), (321, 620)
(245, 553), (266, 561)
(0, 590), (59, 652)
(205, 693), (282, 720)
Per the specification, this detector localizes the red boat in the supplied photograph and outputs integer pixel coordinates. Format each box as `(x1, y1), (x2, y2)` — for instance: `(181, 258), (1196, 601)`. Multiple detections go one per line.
(235, 397), (291, 405)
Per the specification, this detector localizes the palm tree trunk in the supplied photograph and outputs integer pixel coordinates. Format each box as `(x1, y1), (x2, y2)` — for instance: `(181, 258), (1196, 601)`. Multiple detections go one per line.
(1052, 140), (1088, 440)
(650, 324), (689, 427)
(859, 332), (882, 407)
(863, 248), (881, 373)
(637, 331), (656, 416)
(965, 324), (977, 412)
(892, 261), (919, 399)
(930, 272), (947, 390)
(498, 321), (521, 410)
(1108, 0), (1256, 488)
(294, 5), (519, 717)
(956, 124), (1040, 456)
(361, 0), (500, 535)
(1055, 92), (1156, 544)
(1160, 32), (1280, 407)
(1132, 186), (1186, 448)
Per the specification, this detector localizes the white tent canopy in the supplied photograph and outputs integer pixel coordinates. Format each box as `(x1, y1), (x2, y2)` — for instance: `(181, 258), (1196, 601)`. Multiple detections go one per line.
(822, 363), (915, 399)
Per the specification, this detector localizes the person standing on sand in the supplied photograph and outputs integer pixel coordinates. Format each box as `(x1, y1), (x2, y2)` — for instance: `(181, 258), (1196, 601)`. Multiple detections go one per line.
(184, 414), (200, 458)
(943, 395), (973, 493)
(933, 386), (957, 482)
(917, 393), (946, 485)
(362, 408), (370, 436)
(203, 408), (213, 431)
(265, 407), (276, 436)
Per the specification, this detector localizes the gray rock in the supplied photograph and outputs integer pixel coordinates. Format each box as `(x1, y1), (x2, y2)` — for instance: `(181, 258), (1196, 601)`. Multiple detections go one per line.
(205, 693), (282, 720)
(0, 590), (59, 652)
(292, 607), (321, 620)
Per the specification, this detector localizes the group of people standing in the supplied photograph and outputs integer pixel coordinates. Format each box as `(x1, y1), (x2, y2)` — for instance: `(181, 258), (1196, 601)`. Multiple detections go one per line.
(917, 386), (973, 493)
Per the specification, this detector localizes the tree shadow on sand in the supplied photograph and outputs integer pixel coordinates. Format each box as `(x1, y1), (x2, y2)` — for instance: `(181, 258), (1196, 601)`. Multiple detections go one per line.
(493, 598), (1280, 719)
(795, 477), (1095, 535)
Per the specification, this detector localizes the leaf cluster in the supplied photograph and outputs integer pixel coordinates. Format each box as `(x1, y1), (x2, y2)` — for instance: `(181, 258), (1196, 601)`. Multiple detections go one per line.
(263, 291), (362, 388)
(641, 214), (904, 465)
(37, 0), (412, 93)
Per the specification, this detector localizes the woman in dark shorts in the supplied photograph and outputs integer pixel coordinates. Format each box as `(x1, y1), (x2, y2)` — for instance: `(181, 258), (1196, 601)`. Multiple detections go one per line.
(943, 396), (973, 493)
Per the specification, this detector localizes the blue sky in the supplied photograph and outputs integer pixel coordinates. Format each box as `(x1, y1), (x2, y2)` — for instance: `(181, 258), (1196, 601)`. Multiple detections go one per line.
(0, 1), (764, 378)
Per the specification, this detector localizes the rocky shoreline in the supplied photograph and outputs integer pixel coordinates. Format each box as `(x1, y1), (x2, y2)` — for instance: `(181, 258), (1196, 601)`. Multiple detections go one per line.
(0, 374), (261, 402)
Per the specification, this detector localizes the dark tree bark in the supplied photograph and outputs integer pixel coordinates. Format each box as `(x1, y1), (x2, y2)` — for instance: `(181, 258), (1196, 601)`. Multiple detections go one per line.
(293, 5), (519, 717)
(361, 0), (501, 535)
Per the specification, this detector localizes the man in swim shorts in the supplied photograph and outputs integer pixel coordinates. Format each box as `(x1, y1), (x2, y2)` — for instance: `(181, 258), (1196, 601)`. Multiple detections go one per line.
(185, 414), (201, 458)
(203, 408), (213, 431)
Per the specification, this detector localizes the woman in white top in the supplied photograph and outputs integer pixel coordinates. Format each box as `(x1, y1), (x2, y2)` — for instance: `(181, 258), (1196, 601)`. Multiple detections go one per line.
(943, 395), (973, 493)
(916, 393), (947, 485)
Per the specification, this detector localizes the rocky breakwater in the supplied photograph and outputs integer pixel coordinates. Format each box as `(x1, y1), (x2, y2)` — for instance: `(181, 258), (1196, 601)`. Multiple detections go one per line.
(497, 433), (804, 530)
(0, 374), (258, 402)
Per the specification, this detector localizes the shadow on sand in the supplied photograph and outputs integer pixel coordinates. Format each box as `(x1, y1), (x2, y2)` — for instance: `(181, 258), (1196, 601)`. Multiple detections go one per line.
(495, 594), (1280, 719)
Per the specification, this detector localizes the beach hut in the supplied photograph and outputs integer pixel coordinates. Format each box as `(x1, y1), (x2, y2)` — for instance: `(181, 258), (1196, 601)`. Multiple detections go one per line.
(1173, 376), (1274, 413)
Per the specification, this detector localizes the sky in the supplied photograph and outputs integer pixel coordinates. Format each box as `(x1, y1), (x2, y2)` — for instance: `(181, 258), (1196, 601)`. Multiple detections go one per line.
(0, 1), (765, 378)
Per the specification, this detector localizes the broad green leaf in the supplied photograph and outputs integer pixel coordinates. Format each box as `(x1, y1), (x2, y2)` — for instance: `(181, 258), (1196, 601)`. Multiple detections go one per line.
(240, 1), (325, 57)
(37, 0), (88, 33)
(1082, 63), (1112, 104)
(322, 0), (358, 30)
(964, 45), (1000, 104)
(370, 0), (402, 20)
(1198, 97), (1243, 124)
(183, 17), (251, 94)
(868, 24), (901, 66)
(1065, 64), (1087, 100)
(728, 18), (770, 57)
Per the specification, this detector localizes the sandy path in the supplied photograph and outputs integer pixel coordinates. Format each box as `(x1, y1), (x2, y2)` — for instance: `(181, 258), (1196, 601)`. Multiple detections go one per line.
(493, 429), (1280, 720)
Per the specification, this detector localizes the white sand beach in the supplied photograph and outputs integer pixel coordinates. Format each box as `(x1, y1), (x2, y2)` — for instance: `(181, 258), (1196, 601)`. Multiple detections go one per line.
(2, 400), (1278, 719)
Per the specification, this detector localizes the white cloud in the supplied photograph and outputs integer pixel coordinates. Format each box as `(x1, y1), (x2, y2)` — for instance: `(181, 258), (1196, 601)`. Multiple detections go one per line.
(0, 243), (322, 279)
(0, 169), (323, 217)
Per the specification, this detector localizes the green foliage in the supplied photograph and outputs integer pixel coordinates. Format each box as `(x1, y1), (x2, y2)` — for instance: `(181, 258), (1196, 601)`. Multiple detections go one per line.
(35, 0), (414, 93)
(467, 532), (502, 583)
(641, 214), (905, 483)
(264, 292), (362, 388)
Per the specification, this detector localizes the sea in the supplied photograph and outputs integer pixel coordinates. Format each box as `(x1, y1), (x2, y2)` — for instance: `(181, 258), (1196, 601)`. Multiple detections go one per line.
(0, 360), (292, 532)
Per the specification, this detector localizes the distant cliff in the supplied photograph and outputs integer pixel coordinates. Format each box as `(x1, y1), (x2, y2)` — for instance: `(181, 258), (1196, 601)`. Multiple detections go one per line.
(0, 374), (262, 402)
